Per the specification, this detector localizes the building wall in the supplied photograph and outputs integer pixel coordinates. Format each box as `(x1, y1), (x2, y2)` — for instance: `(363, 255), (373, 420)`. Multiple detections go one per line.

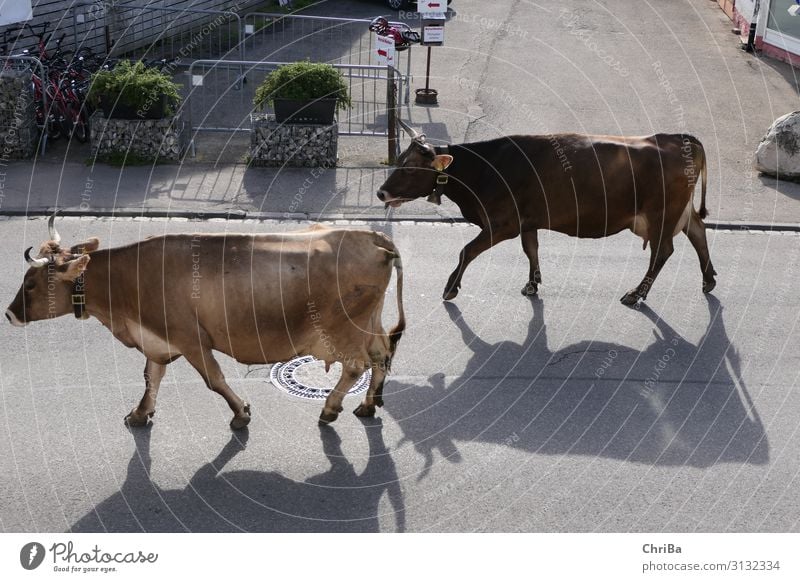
(715, 0), (800, 66)
(733, 0), (757, 45)
(0, 1), (267, 58)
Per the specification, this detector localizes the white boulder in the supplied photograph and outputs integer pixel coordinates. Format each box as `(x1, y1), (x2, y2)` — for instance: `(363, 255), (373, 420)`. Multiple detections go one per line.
(755, 111), (800, 180)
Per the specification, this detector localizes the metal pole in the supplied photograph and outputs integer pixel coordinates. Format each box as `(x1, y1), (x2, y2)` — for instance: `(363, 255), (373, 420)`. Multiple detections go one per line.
(387, 65), (398, 165)
(425, 46), (432, 92)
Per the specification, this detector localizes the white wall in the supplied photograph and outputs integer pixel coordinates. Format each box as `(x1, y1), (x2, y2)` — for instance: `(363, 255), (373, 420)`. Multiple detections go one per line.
(736, 0), (758, 22)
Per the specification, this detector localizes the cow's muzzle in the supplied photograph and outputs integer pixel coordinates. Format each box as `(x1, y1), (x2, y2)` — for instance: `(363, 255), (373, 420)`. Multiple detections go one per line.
(5, 309), (26, 327)
(377, 189), (409, 209)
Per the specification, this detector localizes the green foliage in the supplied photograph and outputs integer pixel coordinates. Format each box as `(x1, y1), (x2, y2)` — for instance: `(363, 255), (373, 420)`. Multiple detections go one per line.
(253, 61), (351, 111)
(88, 60), (182, 117)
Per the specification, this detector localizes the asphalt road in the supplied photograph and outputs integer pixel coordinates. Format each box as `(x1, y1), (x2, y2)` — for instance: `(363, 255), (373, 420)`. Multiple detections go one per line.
(1, 216), (799, 532)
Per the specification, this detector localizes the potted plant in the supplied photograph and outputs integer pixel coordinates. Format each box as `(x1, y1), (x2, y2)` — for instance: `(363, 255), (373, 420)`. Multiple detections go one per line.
(88, 60), (181, 120)
(253, 61), (350, 125)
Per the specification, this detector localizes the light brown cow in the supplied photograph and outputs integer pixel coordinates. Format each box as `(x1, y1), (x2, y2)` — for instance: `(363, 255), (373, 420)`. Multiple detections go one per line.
(6, 219), (405, 427)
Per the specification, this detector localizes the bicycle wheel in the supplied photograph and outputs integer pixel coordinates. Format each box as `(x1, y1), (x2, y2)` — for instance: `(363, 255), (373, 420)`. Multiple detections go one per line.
(69, 106), (89, 143)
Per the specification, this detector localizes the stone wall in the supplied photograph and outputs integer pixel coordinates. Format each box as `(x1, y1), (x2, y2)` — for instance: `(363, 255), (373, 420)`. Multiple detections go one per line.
(90, 112), (187, 162)
(0, 70), (38, 160)
(250, 113), (338, 167)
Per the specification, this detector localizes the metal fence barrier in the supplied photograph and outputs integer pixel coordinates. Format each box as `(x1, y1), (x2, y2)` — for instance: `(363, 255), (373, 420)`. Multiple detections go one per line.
(71, 2), (245, 62)
(0, 56), (48, 156)
(183, 59), (401, 163)
(241, 13), (413, 104)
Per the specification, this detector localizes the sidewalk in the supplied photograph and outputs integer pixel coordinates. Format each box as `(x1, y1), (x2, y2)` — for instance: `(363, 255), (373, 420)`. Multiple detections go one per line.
(0, 135), (465, 222)
(1, 0), (799, 227)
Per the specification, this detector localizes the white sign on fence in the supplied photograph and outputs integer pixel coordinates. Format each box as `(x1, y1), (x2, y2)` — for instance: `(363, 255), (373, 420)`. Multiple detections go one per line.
(375, 33), (395, 66)
(0, 0), (32, 27)
(418, 1), (447, 16)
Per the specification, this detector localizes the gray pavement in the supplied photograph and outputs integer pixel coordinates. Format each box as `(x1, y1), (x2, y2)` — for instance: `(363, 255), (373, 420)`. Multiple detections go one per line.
(1, 0), (800, 225)
(3, 0), (800, 537)
(1, 216), (799, 532)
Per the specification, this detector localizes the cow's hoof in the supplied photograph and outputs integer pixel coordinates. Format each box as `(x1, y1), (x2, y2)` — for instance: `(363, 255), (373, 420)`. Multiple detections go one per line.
(442, 288), (459, 301)
(374, 396), (384, 408)
(353, 403), (376, 418)
(230, 402), (251, 430)
(521, 281), (538, 296)
(620, 291), (640, 306)
(319, 406), (344, 425)
(124, 410), (153, 427)
(703, 279), (716, 294)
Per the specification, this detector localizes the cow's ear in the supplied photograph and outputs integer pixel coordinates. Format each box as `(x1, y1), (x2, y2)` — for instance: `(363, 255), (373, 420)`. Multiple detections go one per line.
(57, 255), (91, 282)
(431, 154), (453, 172)
(69, 237), (100, 254)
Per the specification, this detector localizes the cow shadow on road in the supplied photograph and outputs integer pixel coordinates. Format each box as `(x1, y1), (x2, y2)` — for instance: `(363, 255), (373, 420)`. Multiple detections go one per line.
(70, 419), (405, 532)
(384, 296), (766, 476)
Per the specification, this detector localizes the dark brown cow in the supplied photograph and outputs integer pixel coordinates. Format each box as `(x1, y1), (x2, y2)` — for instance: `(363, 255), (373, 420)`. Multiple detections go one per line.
(6, 218), (405, 427)
(378, 129), (716, 305)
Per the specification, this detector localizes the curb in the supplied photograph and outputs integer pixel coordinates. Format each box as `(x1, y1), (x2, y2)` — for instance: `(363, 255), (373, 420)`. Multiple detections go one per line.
(0, 208), (466, 224)
(2, 209), (800, 232)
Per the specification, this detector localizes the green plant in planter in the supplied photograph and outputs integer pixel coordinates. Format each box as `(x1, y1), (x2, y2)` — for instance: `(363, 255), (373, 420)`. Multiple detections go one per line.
(88, 60), (182, 119)
(253, 61), (351, 112)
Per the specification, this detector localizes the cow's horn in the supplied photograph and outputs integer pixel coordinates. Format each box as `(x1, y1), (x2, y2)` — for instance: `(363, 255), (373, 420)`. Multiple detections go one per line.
(48, 211), (61, 244)
(398, 119), (421, 140)
(24, 246), (49, 268)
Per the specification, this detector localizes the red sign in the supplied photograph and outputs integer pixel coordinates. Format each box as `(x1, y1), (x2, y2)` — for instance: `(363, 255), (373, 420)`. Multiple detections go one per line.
(375, 34), (395, 66)
(418, 1), (446, 16)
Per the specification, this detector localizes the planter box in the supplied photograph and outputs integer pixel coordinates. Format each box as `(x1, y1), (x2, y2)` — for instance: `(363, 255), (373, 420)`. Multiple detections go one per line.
(274, 98), (337, 125)
(250, 113), (337, 167)
(99, 94), (169, 120)
(90, 111), (187, 162)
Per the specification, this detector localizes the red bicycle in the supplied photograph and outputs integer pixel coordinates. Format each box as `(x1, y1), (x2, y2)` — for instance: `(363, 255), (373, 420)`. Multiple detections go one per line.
(20, 22), (94, 142)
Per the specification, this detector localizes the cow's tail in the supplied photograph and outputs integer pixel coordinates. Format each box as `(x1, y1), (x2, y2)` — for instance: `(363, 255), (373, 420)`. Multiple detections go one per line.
(689, 135), (709, 219)
(388, 253), (405, 354)
(372, 231), (406, 354)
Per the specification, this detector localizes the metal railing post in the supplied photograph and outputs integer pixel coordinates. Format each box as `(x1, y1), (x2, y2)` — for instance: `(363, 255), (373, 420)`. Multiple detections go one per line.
(387, 65), (398, 165)
(184, 68), (195, 157)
